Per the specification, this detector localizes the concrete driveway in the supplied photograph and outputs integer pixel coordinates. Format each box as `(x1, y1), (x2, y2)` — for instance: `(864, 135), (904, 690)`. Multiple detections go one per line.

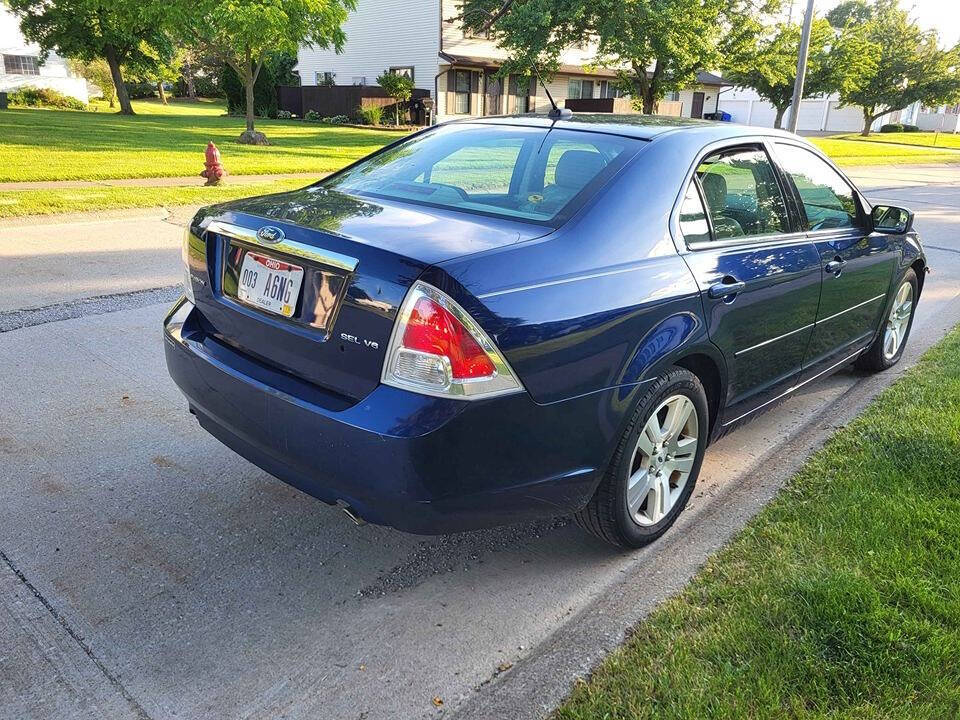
(3, 166), (960, 720)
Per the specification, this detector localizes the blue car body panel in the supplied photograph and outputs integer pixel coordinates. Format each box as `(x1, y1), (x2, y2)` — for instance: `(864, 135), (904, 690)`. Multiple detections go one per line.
(165, 116), (926, 533)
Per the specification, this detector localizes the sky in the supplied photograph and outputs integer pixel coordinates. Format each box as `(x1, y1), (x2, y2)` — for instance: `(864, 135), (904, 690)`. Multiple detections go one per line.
(789, 0), (960, 47)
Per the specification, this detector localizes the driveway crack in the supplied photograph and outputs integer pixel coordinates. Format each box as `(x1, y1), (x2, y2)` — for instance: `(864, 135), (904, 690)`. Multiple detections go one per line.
(0, 548), (153, 720)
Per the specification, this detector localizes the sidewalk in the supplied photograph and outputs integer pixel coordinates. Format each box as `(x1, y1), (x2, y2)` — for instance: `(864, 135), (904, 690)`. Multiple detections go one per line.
(0, 172), (323, 192)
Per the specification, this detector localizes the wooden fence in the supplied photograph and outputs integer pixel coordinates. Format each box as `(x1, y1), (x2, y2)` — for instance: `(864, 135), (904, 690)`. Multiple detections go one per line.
(277, 85), (431, 123)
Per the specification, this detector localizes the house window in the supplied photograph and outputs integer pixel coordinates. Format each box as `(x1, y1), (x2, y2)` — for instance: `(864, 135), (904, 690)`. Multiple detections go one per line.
(351, 76), (367, 86)
(598, 80), (624, 99)
(315, 71), (335, 86)
(508, 74), (529, 113)
(567, 78), (594, 100)
(3, 54), (40, 76)
(390, 66), (414, 81)
(667, 91), (681, 102)
(454, 69), (471, 114)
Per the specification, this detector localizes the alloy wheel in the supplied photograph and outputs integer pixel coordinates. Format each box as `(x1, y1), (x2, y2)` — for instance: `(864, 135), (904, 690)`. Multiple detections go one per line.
(627, 394), (699, 526)
(883, 281), (914, 360)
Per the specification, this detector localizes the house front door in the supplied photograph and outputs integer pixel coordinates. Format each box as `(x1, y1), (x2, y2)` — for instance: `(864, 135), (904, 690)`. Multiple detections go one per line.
(691, 92), (705, 119)
(484, 70), (502, 115)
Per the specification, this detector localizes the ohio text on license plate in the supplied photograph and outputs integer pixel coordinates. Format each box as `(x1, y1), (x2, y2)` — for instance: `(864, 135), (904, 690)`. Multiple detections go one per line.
(237, 251), (303, 318)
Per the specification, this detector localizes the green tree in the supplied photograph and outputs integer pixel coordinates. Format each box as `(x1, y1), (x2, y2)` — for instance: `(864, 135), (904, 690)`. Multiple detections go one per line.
(461, 0), (775, 114)
(131, 47), (184, 105)
(376, 70), (415, 125)
(68, 57), (116, 107)
(827, 0), (960, 136)
(169, 0), (355, 144)
(722, 19), (867, 129)
(7, 0), (172, 115)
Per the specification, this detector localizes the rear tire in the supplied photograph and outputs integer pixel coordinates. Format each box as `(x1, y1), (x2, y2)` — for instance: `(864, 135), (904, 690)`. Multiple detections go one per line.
(574, 367), (709, 549)
(855, 269), (918, 372)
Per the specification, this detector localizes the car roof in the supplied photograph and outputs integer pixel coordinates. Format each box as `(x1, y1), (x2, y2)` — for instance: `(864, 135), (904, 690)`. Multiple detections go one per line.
(450, 113), (804, 143)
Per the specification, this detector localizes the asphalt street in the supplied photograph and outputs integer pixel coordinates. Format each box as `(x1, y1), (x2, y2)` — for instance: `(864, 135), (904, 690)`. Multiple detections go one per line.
(2, 166), (959, 720)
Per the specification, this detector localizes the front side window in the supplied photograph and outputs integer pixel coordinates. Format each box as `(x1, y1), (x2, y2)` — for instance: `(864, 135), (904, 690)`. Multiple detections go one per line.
(696, 147), (789, 240)
(454, 70), (471, 114)
(775, 143), (862, 230)
(323, 124), (640, 225)
(3, 54), (39, 75)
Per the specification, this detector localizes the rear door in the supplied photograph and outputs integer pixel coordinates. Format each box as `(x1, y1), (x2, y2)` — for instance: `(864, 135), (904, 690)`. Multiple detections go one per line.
(678, 142), (822, 426)
(771, 141), (899, 379)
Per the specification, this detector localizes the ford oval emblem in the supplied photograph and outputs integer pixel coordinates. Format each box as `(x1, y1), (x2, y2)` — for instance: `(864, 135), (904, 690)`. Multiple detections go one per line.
(256, 226), (284, 244)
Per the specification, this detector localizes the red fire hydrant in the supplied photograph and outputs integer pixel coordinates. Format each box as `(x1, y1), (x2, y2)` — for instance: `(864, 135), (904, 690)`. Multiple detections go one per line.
(200, 141), (226, 185)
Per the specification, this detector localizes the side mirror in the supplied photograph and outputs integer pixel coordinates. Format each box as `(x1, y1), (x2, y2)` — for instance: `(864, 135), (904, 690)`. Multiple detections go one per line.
(871, 204), (914, 234)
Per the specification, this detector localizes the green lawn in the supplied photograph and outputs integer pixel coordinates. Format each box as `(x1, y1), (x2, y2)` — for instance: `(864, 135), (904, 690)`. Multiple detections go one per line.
(0, 98), (405, 182)
(0, 178), (314, 218)
(556, 327), (960, 720)
(834, 131), (960, 150)
(811, 135), (960, 165)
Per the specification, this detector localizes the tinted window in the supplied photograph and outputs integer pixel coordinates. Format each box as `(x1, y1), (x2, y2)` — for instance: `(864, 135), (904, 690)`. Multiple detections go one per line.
(776, 143), (862, 230)
(325, 124), (639, 225)
(678, 181), (710, 244)
(696, 147), (789, 240)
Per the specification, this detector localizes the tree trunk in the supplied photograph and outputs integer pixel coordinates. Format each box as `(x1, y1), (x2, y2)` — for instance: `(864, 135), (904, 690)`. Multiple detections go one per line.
(774, 106), (786, 129)
(157, 82), (167, 105)
(245, 64), (256, 132)
(104, 44), (133, 115)
(642, 92), (655, 115)
(183, 56), (197, 99)
(860, 107), (875, 136)
(395, 101), (400, 126)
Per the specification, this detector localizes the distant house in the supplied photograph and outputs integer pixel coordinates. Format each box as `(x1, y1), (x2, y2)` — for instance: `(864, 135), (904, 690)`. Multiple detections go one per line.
(0, 4), (89, 102)
(296, 0), (727, 123)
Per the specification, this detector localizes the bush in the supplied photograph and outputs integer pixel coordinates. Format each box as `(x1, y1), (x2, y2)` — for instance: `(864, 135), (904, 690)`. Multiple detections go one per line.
(902, 124), (921, 132)
(880, 123), (904, 133)
(221, 52), (297, 119)
(355, 105), (383, 125)
(304, 111), (350, 124)
(276, 109), (293, 119)
(124, 81), (156, 99)
(8, 86), (86, 110)
(173, 74), (223, 99)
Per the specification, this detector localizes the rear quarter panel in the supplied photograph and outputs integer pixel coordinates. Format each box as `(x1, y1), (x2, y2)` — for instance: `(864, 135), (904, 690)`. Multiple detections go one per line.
(436, 136), (721, 413)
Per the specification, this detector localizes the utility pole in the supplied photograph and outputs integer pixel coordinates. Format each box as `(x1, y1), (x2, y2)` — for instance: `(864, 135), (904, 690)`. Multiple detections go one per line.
(787, 0), (815, 133)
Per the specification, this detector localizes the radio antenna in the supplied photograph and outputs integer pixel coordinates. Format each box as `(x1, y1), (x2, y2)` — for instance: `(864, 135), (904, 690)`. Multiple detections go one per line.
(531, 62), (572, 120)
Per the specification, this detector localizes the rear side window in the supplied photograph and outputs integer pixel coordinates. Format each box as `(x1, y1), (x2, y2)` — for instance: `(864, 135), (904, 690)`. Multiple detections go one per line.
(696, 147), (789, 240)
(678, 181), (710, 244)
(775, 143), (863, 230)
(323, 124), (640, 226)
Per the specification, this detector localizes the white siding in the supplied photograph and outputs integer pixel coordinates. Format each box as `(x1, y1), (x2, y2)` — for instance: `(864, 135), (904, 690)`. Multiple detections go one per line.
(297, 0), (441, 93)
(0, 5), (88, 101)
(824, 102), (864, 132)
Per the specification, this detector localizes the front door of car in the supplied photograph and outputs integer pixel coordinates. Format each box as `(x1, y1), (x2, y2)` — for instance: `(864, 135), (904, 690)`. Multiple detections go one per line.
(678, 144), (822, 426)
(771, 142), (899, 380)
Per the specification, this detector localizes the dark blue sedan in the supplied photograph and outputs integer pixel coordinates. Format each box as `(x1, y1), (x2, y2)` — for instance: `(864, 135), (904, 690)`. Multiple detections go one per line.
(165, 115), (926, 548)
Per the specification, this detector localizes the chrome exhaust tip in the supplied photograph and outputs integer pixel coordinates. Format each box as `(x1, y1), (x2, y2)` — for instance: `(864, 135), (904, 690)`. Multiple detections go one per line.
(337, 501), (367, 526)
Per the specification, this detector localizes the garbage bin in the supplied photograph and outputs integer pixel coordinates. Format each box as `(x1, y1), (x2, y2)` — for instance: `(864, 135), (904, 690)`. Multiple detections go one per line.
(702, 111), (732, 121)
(0, 92), (7, 111)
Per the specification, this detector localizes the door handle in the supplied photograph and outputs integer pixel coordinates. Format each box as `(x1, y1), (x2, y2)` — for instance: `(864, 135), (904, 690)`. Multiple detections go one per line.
(708, 278), (746, 299)
(825, 257), (847, 275)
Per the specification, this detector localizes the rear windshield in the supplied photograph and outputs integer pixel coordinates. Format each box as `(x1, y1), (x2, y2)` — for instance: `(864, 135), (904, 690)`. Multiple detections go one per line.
(322, 124), (642, 226)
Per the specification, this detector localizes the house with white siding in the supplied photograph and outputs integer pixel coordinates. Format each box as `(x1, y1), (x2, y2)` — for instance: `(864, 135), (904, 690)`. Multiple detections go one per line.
(0, 4), (89, 102)
(296, 0), (727, 123)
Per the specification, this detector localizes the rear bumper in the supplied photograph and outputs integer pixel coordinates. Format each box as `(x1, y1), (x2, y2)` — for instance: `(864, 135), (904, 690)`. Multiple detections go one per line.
(163, 299), (610, 534)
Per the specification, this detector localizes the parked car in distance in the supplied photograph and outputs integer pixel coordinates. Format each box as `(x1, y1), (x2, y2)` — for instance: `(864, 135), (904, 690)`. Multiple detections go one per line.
(165, 114), (926, 548)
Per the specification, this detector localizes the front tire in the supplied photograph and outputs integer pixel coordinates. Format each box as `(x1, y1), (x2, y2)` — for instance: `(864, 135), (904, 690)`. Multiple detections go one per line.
(575, 367), (709, 549)
(856, 269), (918, 372)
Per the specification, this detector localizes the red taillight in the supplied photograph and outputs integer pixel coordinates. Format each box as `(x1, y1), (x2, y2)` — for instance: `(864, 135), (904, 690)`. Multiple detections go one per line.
(383, 281), (522, 399)
(402, 297), (496, 379)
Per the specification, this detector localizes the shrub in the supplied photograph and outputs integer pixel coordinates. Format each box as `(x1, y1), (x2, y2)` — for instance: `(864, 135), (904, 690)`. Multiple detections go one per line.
(304, 109), (321, 121)
(376, 70), (415, 125)
(902, 124), (921, 132)
(276, 109), (293, 119)
(8, 86), (86, 110)
(221, 52), (297, 119)
(356, 105), (383, 125)
(124, 81), (156, 99)
(879, 123), (904, 133)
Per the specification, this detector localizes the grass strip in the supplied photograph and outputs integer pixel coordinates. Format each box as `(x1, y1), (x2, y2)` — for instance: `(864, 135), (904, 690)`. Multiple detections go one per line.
(556, 326), (960, 720)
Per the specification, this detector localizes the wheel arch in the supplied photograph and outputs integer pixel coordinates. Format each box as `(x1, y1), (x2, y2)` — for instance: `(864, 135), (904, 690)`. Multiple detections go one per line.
(673, 351), (725, 442)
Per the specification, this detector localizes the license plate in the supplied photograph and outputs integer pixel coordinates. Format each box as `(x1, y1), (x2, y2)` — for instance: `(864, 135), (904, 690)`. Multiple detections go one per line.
(236, 251), (303, 318)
